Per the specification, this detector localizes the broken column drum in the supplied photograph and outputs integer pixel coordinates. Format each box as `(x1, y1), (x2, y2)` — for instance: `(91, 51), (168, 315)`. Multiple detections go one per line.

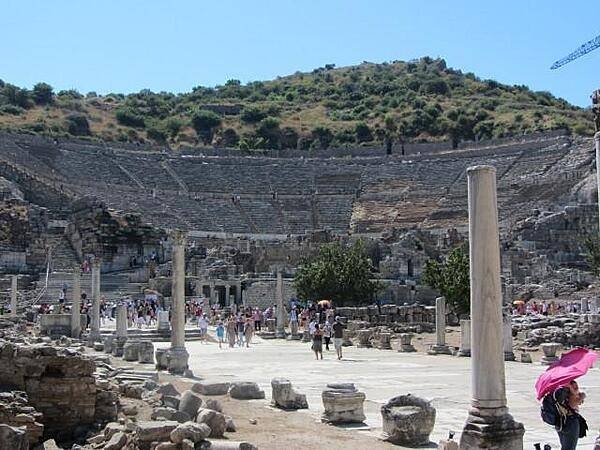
(166, 230), (189, 374)
(457, 319), (471, 357)
(460, 166), (524, 449)
(503, 316), (516, 361)
(398, 333), (416, 352)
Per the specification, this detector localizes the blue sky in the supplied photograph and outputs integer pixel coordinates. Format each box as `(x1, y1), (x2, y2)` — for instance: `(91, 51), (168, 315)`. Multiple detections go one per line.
(1, 0), (599, 106)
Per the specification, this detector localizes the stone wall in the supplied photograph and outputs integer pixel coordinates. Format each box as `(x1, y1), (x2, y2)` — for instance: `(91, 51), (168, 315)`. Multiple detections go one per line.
(244, 279), (297, 310)
(0, 342), (116, 441)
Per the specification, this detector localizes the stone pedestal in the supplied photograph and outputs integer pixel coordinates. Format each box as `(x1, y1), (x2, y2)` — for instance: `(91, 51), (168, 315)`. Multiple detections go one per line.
(378, 333), (392, 350)
(123, 341), (140, 361)
(581, 298), (589, 314)
(460, 166), (524, 450)
(381, 395), (436, 446)
(503, 317), (516, 361)
(157, 311), (170, 333)
(271, 378), (308, 410)
(457, 319), (471, 357)
(540, 342), (561, 365)
(428, 297), (451, 355)
(301, 330), (311, 342)
(10, 275), (17, 318)
(397, 333), (416, 352)
(321, 384), (366, 424)
(155, 348), (168, 370)
(275, 271), (286, 339)
(266, 318), (276, 333)
(88, 259), (102, 344)
(70, 268), (81, 338)
(593, 298), (600, 314)
(356, 329), (372, 348)
(103, 335), (114, 354)
(137, 341), (155, 364)
(167, 230), (189, 375)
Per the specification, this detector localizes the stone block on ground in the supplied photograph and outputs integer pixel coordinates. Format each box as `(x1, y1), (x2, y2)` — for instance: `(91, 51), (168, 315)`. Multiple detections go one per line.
(381, 394), (436, 446)
(178, 390), (203, 419)
(196, 408), (227, 438)
(205, 399), (223, 412)
(225, 416), (236, 432)
(228, 382), (265, 400)
(157, 383), (180, 397)
(321, 384), (366, 424)
(151, 407), (177, 420)
(271, 378), (308, 410)
(135, 420), (179, 442)
(93, 342), (104, 352)
(123, 341), (140, 361)
(162, 395), (181, 410)
(199, 440), (258, 449)
(191, 381), (231, 396)
(103, 431), (128, 450)
(170, 421), (211, 444)
(137, 341), (155, 364)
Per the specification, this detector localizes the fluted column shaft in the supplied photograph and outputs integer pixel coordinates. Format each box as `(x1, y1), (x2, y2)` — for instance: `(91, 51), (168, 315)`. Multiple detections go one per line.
(71, 268), (81, 337)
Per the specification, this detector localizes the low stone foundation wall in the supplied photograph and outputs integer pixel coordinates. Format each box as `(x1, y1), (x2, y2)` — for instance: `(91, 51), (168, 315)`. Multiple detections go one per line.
(335, 304), (436, 326)
(0, 341), (117, 442)
(39, 313), (87, 337)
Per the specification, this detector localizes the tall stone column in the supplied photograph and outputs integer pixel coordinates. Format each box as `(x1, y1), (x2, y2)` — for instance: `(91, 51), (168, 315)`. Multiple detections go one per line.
(166, 230), (189, 374)
(113, 303), (128, 357)
(457, 319), (471, 357)
(88, 258), (102, 344)
(275, 271), (286, 338)
(428, 296), (451, 355)
(71, 267), (81, 338)
(10, 275), (17, 318)
(225, 285), (231, 306)
(460, 166), (524, 449)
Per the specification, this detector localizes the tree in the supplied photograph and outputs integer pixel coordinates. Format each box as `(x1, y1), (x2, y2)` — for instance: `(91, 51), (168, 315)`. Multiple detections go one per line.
(583, 235), (600, 276)
(293, 240), (379, 306)
(355, 121), (373, 142)
(422, 246), (470, 314)
(32, 82), (54, 105)
(64, 113), (90, 136)
(256, 117), (280, 149)
(191, 109), (221, 144)
(311, 126), (333, 149)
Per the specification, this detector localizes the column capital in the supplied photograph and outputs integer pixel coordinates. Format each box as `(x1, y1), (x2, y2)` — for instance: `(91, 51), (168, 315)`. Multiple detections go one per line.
(91, 257), (102, 268)
(170, 229), (187, 246)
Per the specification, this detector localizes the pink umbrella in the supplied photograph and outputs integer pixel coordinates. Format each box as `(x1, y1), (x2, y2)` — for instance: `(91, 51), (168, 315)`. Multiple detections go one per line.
(535, 348), (598, 400)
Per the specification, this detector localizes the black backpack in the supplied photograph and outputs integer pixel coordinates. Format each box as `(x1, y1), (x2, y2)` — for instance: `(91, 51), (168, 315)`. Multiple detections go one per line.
(541, 393), (559, 426)
(541, 388), (569, 428)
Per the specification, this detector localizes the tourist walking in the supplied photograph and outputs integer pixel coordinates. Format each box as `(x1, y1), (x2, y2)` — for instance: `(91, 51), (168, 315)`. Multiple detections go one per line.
(198, 314), (209, 343)
(244, 318), (254, 347)
(323, 320), (332, 351)
(236, 316), (245, 347)
(226, 317), (237, 348)
(311, 324), (323, 360)
(332, 316), (345, 360)
(216, 321), (225, 349)
(544, 380), (587, 450)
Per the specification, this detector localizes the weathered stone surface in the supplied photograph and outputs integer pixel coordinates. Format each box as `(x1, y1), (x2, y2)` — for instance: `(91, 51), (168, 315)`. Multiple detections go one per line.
(1, 424), (30, 450)
(135, 420), (178, 442)
(192, 381), (231, 396)
(204, 399), (223, 412)
(104, 422), (126, 440)
(170, 421), (211, 444)
(196, 408), (227, 438)
(157, 383), (180, 397)
(103, 431), (128, 450)
(137, 341), (154, 364)
(199, 440), (258, 450)
(381, 394), (436, 446)
(42, 439), (62, 450)
(122, 404), (138, 416)
(171, 411), (192, 423)
(178, 390), (203, 419)
(225, 416), (236, 432)
(271, 378), (308, 410)
(152, 406), (177, 420)
(155, 443), (179, 450)
(162, 395), (180, 410)
(228, 382), (265, 400)
(122, 341), (140, 361)
(321, 384), (366, 424)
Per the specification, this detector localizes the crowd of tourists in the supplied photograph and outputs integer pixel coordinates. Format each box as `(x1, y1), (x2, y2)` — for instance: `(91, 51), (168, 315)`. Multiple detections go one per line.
(511, 299), (583, 316)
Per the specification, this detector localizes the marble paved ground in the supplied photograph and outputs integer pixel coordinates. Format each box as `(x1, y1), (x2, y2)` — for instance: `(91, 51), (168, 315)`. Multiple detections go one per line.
(152, 335), (600, 449)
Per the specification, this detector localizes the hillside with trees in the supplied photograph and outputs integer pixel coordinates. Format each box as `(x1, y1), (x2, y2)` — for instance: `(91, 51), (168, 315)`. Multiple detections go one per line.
(0, 57), (593, 150)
